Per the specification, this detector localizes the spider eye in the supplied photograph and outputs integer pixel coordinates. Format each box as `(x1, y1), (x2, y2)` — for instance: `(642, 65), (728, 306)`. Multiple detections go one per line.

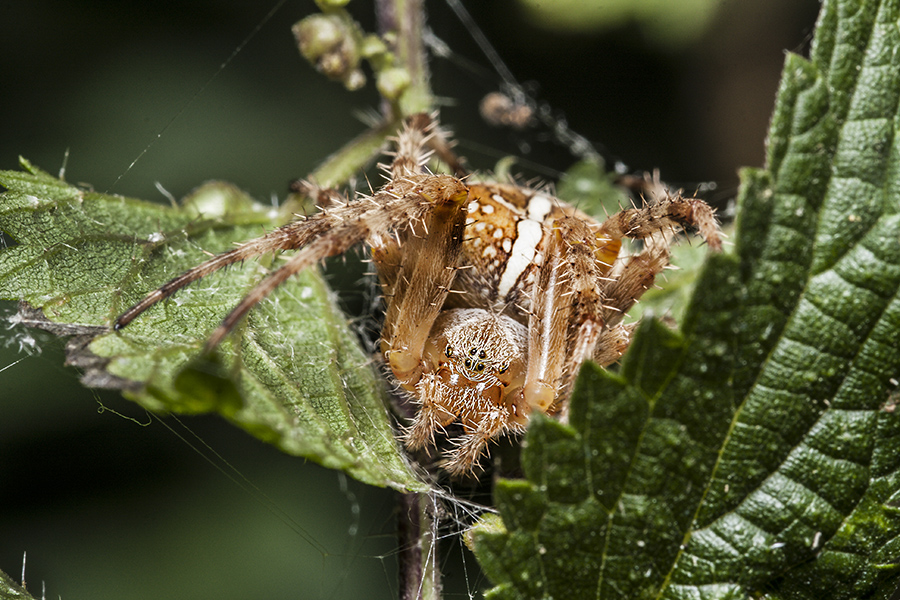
(498, 363), (509, 374)
(464, 358), (472, 369)
(445, 345), (453, 357)
(469, 348), (478, 356)
(478, 350), (486, 359)
(475, 363), (485, 372)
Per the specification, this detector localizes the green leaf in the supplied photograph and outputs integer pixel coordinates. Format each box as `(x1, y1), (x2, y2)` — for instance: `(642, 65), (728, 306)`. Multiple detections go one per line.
(470, 0), (900, 598)
(555, 158), (629, 216)
(0, 568), (35, 600)
(0, 158), (424, 491)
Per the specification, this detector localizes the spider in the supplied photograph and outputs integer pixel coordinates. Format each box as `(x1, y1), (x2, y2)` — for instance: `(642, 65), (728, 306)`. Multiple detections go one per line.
(115, 113), (721, 476)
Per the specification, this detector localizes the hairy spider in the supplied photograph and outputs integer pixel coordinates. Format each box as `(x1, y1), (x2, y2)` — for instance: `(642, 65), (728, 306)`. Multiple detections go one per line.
(115, 113), (721, 476)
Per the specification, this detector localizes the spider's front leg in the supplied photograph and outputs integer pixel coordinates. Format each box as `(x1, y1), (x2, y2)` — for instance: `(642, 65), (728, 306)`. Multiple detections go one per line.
(592, 192), (723, 339)
(520, 215), (626, 413)
(379, 176), (470, 388)
(114, 113), (449, 346)
(114, 204), (350, 333)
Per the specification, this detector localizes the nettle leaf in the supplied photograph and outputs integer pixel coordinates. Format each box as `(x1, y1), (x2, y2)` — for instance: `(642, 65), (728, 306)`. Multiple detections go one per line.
(470, 0), (900, 598)
(0, 159), (424, 491)
(0, 567), (34, 600)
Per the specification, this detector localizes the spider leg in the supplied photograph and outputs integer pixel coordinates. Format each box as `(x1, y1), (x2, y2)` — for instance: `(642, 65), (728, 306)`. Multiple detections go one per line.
(530, 321), (634, 420)
(203, 223), (369, 349)
(442, 406), (525, 477)
(550, 193), (721, 400)
(201, 173), (468, 349)
(374, 118), (473, 388)
(444, 429), (495, 477)
(423, 120), (468, 178)
(520, 230), (571, 412)
(599, 192), (722, 251)
(403, 372), (458, 451)
(592, 322), (637, 367)
(544, 236), (666, 407)
(521, 216), (621, 412)
(114, 215), (338, 330)
(116, 113), (459, 341)
(596, 236), (670, 329)
(381, 180), (469, 388)
(386, 113), (440, 179)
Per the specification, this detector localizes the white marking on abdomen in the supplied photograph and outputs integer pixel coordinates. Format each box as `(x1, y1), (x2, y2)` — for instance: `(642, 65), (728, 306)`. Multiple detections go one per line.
(527, 193), (553, 221)
(498, 219), (543, 298)
(496, 193), (553, 299)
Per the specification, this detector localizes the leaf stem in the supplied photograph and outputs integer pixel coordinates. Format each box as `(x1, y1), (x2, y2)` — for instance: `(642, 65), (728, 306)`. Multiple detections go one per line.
(294, 1), (441, 596)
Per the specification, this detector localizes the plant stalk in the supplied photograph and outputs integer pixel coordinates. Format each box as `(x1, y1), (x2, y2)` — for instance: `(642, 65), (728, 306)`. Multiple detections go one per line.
(398, 491), (440, 600)
(376, 0), (432, 117)
(374, 1), (442, 598)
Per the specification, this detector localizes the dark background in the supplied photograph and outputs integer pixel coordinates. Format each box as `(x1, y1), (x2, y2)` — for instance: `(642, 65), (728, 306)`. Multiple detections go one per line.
(0, 1), (819, 598)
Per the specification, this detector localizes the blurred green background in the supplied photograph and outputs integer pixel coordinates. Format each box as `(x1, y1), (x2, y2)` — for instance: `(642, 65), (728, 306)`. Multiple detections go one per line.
(1, 0), (818, 598)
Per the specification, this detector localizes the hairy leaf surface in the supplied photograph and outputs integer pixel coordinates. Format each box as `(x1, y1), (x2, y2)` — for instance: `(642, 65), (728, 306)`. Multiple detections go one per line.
(0, 568), (34, 600)
(0, 161), (424, 491)
(470, 0), (900, 598)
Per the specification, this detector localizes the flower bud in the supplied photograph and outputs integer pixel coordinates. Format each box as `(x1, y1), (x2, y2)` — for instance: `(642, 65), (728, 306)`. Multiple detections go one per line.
(376, 67), (411, 101)
(293, 13), (365, 89)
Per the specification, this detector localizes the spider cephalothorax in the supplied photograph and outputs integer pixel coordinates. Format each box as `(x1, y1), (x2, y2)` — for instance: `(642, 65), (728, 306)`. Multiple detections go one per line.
(116, 113), (721, 476)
